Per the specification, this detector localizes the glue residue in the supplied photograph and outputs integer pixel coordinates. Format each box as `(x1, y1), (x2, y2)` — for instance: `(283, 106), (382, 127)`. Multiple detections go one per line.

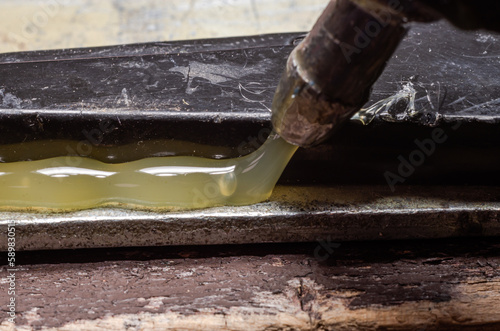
(0, 132), (298, 211)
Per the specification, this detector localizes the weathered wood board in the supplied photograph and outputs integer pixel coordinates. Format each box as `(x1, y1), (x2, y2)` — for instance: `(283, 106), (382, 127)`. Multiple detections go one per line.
(1, 239), (499, 330)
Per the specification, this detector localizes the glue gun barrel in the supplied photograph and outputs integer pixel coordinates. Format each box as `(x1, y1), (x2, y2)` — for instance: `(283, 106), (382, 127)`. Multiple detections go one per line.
(271, 0), (406, 147)
(271, 0), (500, 147)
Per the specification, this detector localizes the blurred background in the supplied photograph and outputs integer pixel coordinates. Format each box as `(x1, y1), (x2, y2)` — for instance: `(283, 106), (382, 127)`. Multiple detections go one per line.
(0, 0), (326, 53)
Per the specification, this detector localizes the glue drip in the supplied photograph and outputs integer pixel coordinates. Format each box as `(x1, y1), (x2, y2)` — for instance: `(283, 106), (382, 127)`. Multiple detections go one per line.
(0, 132), (298, 211)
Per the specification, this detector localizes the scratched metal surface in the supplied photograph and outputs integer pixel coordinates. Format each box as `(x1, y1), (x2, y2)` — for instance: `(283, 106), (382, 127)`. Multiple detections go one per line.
(370, 24), (500, 125)
(0, 22), (499, 151)
(0, 33), (299, 152)
(1, 22), (500, 117)
(0, 23), (499, 182)
(0, 22), (499, 250)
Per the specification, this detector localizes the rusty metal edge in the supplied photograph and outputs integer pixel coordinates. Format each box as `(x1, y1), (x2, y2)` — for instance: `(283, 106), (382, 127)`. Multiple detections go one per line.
(1, 185), (499, 251)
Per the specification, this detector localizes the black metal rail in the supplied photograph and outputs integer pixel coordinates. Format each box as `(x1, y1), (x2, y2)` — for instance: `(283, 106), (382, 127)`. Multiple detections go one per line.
(0, 22), (499, 250)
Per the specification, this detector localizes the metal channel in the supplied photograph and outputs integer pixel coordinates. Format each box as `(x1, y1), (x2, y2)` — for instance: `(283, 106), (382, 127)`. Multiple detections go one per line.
(0, 22), (499, 250)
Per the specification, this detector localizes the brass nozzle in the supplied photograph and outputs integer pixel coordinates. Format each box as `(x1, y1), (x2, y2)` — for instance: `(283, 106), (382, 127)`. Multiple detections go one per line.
(271, 48), (356, 148)
(271, 0), (407, 147)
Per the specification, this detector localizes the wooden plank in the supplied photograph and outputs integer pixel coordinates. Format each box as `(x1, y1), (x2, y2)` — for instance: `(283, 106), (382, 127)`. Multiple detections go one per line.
(1, 239), (499, 330)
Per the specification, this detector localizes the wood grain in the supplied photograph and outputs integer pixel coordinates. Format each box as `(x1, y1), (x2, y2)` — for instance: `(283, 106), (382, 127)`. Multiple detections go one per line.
(1, 239), (499, 330)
